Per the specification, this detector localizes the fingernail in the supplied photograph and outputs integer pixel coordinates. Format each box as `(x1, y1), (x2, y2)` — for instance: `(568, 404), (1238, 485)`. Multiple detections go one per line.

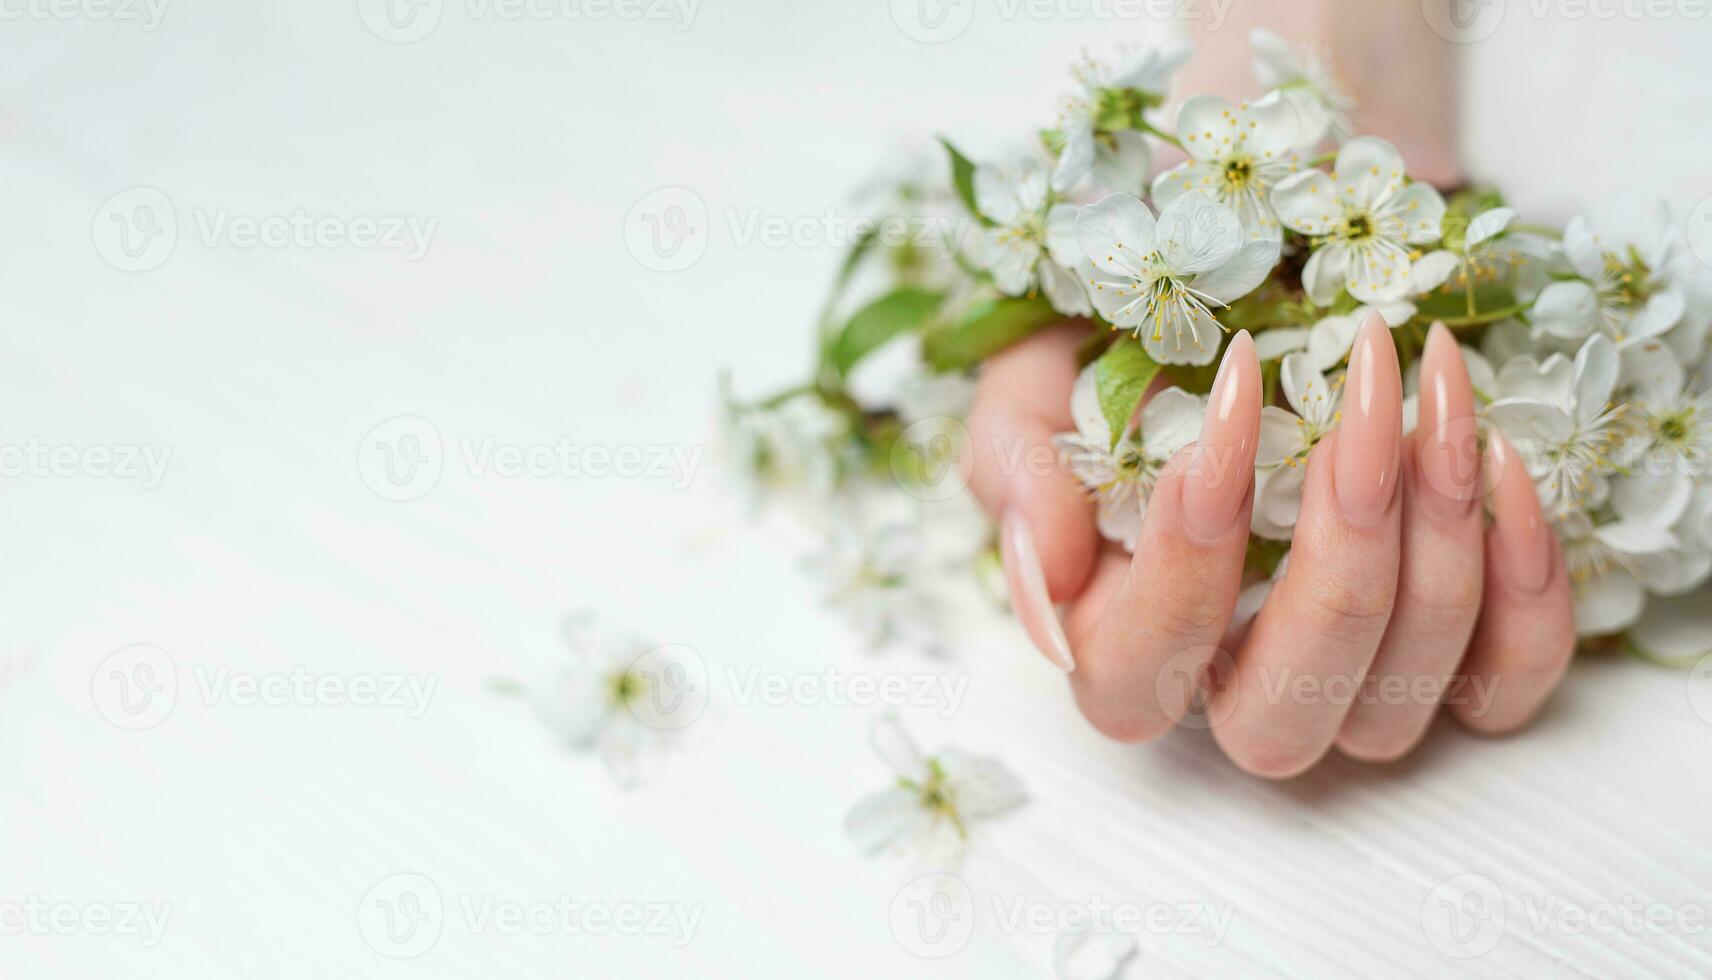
(1485, 431), (1553, 594)
(1334, 312), (1403, 528)
(1000, 509), (1075, 672)
(1182, 330), (1260, 544)
(1416, 322), (1479, 520)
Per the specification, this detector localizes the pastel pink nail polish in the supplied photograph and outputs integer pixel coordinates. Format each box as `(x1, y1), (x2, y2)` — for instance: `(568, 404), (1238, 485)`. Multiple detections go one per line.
(1484, 431), (1554, 594)
(1416, 322), (1480, 519)
(1182, 331), (1260, 544)
(1000, 509), (1075, 672)
(1334, 312), (1403, 528)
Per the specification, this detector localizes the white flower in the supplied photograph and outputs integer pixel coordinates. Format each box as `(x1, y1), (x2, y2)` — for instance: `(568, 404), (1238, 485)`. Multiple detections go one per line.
(1616, 339), (1712, 512)
(719, 385), (851, 506)
(1052, 43), (1193, 194)
(808, 517), (941, 651)
(1075, 191), (1279, 365)
(1272, 137), (1446, 305)
(845, 713), (1025, 868)
(527, 616), (702, 788)
(1557, 496), (1680, 636)
(1250, 28), (1354, 147)
(1252, 352), (1342, 537)
(1053, 365), (1204, 550)
(1531, 205), (1689, 345)
(1411, 206), (1552, 300)
(1485, 334), (1629, 517)
(1251, 301), (1415, 371)
(973, 159), (1090, 316)
(1627, 579), (1712, 663)
(1152, 92), (1305, 242)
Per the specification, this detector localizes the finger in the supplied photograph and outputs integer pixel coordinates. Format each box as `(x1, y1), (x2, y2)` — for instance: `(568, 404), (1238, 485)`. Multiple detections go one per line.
(1064, 332), (1262, 741)
(1448, 431), (1576, 734)
(1337, 323), (1484, 762)
(1212, 314), (1403, 778)
(965, 323), (1099, 670)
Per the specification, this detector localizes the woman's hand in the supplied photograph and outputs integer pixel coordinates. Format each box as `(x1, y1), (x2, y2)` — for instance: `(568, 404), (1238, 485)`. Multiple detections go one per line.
(962, 312), (1578, 777)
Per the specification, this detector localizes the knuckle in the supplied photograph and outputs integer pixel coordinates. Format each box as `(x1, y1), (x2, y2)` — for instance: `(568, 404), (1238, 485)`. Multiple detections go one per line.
(1295, 578), (1395, 639)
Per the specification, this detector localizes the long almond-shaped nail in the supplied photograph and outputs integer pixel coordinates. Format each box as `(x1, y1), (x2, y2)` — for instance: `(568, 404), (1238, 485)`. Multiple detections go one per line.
(1416, 322), (1479, 520)
(1484, 431), (1553, 594)
(1182, 330), (1261, 543)
(1000, 509), (1075, 672)
(1334, 312), (1403, 528)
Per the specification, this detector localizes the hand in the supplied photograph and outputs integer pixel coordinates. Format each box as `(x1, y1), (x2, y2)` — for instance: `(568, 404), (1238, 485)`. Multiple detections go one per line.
(963, 312), (1577, 778)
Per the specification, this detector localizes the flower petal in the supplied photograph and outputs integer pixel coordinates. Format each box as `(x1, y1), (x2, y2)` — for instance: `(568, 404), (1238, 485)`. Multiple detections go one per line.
(1156, 192), (1242, 275)
(1076, 193), (1157, 277)
(1333, 136), (1407, 211)
(1053, 122), (1096, 194)
(869, 712), (926, 778)
(1572, 334), (1618, 423)
(844, 788), (927, 855)
(1257, 405), (1302, 466)
(1466, 207), (1516, 249)
(1141, 386), (1205, 453)
(1373, 182), (1446, 246)
(1253, 327), (1308, 361)
(1628, 584), (1712, 659)
(1270, 169), (1339, 237)
(1573, 570), (1645, 636)
(1531, 281), (1599, 341)
(1090, 131), (1152, 196)
(940, 749), (1027, 819)
(1192, 238), (1280, 304)
(1300, 242), (1351, 306)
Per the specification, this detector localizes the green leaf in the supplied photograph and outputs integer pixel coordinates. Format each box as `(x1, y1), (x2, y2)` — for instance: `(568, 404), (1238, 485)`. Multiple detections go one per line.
(830, 287), (944, 375)
(1416, 283), (1518, 322)
(1093, 340), (1159, 448)
(922, 295), (1059, 371)
(937, 136), (993, 227)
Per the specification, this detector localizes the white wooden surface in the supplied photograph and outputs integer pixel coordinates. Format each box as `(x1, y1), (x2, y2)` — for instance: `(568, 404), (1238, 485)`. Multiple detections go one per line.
(2, 4), (1711, 977)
